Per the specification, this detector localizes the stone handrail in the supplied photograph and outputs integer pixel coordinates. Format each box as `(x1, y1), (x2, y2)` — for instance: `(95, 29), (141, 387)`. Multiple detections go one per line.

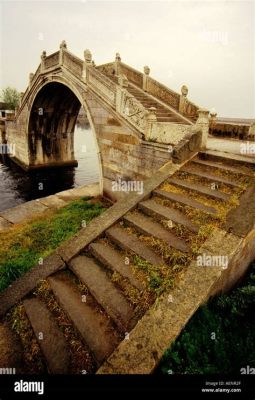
(146, 77), (180, 110)
(44, 51), (59, 69)
(97, 62), (115, 76)
(86, 67), (116, 106)
(182, 98), (199, 120)
(63, 51), (83, 77)
(119, 62), (143, 87)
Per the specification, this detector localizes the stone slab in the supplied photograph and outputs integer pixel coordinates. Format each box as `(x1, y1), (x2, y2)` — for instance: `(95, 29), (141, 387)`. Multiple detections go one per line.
(48, 274), (119, 365)
(181, 165), (241, 187)
(69, 256), (134, 331)
(169, 178), (230, 201)
(106, 226), (164, 265)
(0, 200), (49, 224)
(192, 158), (253, 176)
(139, 199), (199, 233)
(154, 189), (217, 214)
(38, 195), (67, 209)
(24, 298), (70, 374)
(123, 212), (190, 252)
(89, 242), (144, 291)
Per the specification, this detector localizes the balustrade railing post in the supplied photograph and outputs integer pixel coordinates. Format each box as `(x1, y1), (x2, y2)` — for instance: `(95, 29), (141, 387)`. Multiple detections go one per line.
(179, 85), (188, 114)
(59, 40), (67, 66)
(209, 109), (217, 135)
(143, 66), (150, 92)
(114, 53), (121, 76)
(196, 108), (210, 148)
(82, 49), (92, 82)
(40, 51), (46, 72)
(144, 107), (157, 141)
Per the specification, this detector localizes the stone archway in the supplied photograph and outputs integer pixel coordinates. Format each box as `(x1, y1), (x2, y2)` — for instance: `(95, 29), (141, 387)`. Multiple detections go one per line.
(26, 80), (103, 191)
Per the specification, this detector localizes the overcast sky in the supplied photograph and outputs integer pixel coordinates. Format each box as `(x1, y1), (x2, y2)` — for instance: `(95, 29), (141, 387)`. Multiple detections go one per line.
(0, 0), (254, 118)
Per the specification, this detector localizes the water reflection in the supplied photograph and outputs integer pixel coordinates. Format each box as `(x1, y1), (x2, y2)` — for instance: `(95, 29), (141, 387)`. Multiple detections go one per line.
(0, 125), (100, 212)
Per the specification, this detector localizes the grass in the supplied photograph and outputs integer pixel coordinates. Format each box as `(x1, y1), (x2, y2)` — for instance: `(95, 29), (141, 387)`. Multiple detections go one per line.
(158, 261), (255, 375)
(0, 197), (105, 292)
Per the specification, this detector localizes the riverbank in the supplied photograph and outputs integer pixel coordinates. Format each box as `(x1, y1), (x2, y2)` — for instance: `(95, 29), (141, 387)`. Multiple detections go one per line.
(0, 182), (101, 231)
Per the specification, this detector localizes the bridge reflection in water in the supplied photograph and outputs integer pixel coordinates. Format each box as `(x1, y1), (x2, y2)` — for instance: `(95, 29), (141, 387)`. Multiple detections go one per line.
(0, 123), (100, 212)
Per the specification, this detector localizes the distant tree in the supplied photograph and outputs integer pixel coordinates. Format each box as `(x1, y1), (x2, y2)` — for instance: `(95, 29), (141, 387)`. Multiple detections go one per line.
(1, 87), (20, 110)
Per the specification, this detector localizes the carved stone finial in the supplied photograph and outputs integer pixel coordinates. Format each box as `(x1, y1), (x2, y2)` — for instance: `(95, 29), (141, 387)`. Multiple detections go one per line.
(144, 66), (150, 75)
(115, 52), (121, 62)
(41, 51), (46, 60)
(60, 40), (67, 49)
(210, 108), (217, 118)
(181, 85), (188, 97)
(84, 49), (92, 63)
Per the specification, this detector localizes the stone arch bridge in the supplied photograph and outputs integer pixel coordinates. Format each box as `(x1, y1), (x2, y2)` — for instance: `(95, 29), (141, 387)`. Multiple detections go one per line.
(4, 41), (208, 199)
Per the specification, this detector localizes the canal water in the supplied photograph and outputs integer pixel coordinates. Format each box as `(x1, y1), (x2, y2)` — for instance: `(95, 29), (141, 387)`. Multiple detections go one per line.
(0, 125), (100, 212)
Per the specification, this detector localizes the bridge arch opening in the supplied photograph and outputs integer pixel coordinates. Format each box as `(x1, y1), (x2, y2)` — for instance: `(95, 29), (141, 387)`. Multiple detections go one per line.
(27, 81), (102, 189)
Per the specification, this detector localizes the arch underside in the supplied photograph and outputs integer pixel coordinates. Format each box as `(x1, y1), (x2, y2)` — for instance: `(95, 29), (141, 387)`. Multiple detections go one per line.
(28, 82), (81, 165)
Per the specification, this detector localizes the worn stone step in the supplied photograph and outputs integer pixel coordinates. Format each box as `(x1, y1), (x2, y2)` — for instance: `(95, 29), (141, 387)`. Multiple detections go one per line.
(138, 199), (199, 233)
(123, 212), (190, 253)
(23, 298), (70, 374)
(180, 165), (241, 187)
(89, 242), (144, 291)
(106, 225), (165, 265)
(192, 158), (253, 176)
(69, 256), (134, 331)
(153, 189), (218, 215)
(168, 178), (230, 201)
(48, 275), (119, 365)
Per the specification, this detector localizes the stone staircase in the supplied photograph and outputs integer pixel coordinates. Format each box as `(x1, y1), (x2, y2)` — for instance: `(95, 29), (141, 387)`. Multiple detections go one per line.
(106, 73), (189, 125)
(1, 152), (255, 374)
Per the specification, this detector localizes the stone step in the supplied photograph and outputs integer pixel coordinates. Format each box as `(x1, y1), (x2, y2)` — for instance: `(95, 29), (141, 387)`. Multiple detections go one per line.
(153, 189), (218, 215)
(89, 242), (144, 291)
(192, 158), (253, 176)
(48, 275), (119, 365)
(180, 165), (241, 187)
(69, 256), (134, 331)
(23, 298), (70, 374)
(123, 212), (190, 253)
(138, 199), (199, 233)
(168, 178), (230, 202)
(106, 225), (165, 264)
